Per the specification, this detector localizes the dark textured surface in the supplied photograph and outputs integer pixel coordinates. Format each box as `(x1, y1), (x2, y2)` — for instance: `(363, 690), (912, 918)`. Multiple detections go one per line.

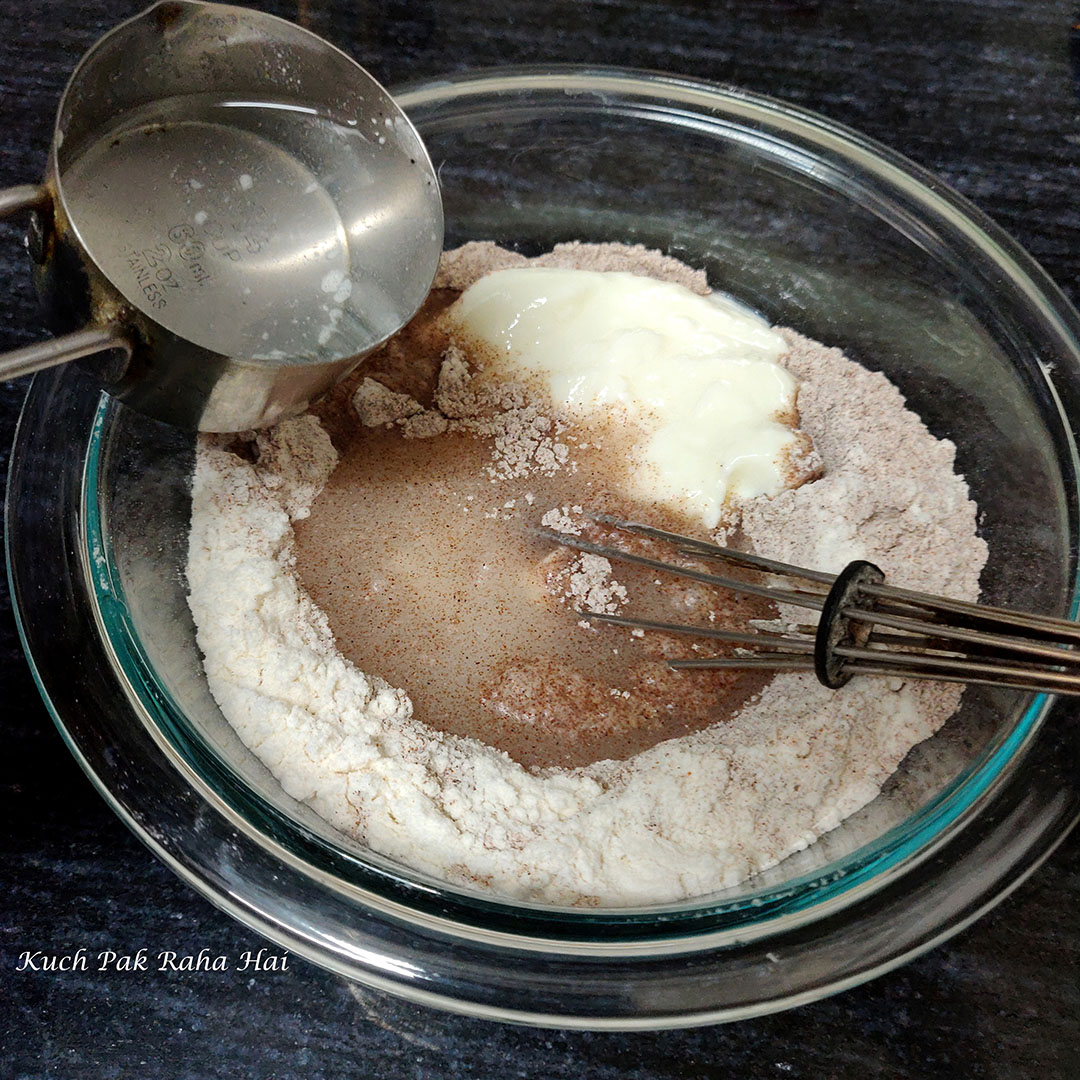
(2, 1), (1079, 1076)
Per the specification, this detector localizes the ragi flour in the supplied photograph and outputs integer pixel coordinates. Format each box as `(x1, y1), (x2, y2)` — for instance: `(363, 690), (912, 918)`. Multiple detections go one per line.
(185, 242), (987, 906)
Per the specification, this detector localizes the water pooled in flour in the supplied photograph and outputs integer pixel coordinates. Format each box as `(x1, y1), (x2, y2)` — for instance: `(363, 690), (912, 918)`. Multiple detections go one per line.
(292, 292), (772, 770)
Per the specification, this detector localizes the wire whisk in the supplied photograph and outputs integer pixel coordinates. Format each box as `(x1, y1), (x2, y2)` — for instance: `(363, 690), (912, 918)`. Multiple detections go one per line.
(536, 516), (1080, 697)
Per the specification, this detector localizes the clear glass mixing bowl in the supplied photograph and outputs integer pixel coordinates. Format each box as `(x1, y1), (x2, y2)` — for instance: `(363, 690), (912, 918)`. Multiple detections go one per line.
(8, 68), (1080, 1028)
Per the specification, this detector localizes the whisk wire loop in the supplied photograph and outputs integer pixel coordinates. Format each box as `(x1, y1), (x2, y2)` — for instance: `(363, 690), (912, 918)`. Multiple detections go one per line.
(537, 517), (1080, 698)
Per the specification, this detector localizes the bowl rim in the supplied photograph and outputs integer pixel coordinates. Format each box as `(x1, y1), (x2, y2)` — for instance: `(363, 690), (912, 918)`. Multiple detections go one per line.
(9, 64), (1080, 1027)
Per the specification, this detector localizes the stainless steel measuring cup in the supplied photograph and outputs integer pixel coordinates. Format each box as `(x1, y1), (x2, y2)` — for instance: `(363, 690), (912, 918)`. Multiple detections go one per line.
(0, 1), (443, 431)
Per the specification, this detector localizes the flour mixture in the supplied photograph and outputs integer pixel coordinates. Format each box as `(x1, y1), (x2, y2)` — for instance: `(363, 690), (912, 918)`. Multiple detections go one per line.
(186, 241), (987, 906)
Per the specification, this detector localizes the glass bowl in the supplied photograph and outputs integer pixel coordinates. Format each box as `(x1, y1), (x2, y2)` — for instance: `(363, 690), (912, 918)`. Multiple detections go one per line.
(8, 67), (1080, 1029)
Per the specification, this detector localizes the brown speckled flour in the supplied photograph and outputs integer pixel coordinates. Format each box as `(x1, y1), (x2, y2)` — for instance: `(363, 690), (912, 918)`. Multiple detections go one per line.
(186, 242), (987, 907)
(432, 240), (712, 294)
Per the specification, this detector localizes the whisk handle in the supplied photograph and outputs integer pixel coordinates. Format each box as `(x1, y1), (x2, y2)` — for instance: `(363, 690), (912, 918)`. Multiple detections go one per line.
(814, 560), (885, 688)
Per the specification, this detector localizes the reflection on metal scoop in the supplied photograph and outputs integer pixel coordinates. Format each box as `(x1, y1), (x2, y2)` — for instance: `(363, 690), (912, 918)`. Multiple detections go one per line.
(0, 1), (443, 431)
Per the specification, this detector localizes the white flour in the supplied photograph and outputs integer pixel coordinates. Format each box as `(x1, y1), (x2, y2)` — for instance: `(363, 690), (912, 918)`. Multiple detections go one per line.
(186, 244), (987, 906)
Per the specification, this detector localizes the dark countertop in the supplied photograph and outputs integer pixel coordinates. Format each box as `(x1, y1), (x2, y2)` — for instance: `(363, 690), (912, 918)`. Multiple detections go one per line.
(2, 1), (1078, 1076)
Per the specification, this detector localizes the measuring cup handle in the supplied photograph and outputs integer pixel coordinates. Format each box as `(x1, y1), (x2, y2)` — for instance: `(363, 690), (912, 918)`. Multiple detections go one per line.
(0, 184), (49, 220)
(0, 326), (131, 381)
(0, 183), (131, 380)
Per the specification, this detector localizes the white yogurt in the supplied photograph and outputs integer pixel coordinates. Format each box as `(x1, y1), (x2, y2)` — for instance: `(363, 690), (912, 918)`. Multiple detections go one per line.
(448, 267), (798, 528)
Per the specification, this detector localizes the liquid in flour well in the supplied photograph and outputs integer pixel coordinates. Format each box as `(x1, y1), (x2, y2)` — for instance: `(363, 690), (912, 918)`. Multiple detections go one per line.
(292, 292), (774, 770)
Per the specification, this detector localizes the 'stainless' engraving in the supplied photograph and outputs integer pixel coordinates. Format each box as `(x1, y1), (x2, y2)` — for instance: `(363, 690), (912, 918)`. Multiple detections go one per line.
(125, 247), (176, 310)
